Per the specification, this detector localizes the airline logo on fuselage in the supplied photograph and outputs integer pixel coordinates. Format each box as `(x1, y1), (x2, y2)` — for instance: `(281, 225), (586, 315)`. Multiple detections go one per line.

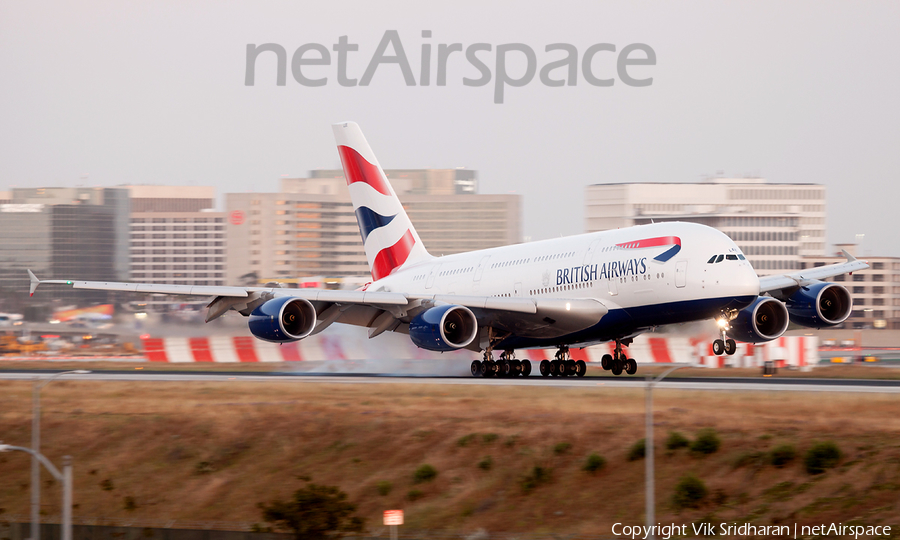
(554, 236), (682, 285)
(616, 235), (682, 263)
(557, 259), (648, 285)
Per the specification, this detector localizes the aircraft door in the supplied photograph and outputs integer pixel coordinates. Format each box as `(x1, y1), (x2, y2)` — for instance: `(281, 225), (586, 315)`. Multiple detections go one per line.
(582, 239), (600, 266)
(675, 260), (687, 288)
(514, 282), (523, 297)
(607, 277), (618, 296)
(473, 256), (490, 282)
(426, 264), (441, 289)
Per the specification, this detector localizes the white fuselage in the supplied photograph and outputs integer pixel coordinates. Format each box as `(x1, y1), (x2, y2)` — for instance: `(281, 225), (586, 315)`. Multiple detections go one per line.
(370, 222), (760, 347)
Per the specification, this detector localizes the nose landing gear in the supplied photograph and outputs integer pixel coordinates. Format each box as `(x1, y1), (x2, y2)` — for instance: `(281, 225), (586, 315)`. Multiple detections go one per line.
(713, 312), (737, 356)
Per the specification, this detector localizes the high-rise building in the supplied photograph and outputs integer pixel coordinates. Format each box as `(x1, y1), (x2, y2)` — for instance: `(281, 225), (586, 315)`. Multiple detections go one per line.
(585, 179), (827, 275)
(226, 169), (520, 285)
(126, 186), (226, 287)
(0, 187), (130, 306)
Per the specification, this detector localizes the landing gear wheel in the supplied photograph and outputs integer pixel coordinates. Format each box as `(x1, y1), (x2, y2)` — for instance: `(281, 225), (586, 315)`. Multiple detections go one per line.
(479, 361), (491, 377)
(625, 358), (637, 375)
(512, 359), (522, 375)
(471, 360), (482, 377)
(500, 360), (512, 377)
(575, 360), (586, 377)
(521, 360), (532, 377)
(557, 360), (568, 377)
(540, 360), (551, 377)
(713, 339), (725, 356)
(725, 339), (736, 356)
(601, 354), (612, 370)
(550, 360), (561, 377)
(611, 360), (623, 376)
(565, 360), (576, 377)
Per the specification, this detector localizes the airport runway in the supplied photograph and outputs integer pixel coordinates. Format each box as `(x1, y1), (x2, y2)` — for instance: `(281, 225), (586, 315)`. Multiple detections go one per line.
(2, 370), (900, 393)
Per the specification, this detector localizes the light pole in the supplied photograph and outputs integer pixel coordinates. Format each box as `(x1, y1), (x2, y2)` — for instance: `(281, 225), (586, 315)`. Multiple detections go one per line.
(0, 444), (72, 540)
(645, 364), (689, 540)
(31, 370), (89, 540)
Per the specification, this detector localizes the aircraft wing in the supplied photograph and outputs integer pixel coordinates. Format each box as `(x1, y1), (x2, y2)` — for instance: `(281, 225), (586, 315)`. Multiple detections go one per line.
(758, 250), (869, 294)
(28, 270), (608, 342)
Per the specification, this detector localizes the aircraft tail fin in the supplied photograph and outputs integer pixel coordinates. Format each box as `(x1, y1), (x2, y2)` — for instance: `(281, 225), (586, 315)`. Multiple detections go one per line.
(332, 122), (432, 281)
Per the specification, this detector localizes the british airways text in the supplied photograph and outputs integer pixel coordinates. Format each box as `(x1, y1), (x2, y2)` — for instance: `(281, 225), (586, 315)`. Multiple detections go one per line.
(556, 258), (648, 285)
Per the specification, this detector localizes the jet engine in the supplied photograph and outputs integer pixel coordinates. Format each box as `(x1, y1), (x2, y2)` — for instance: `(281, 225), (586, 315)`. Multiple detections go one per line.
(726, 296), (790, 343)
(248, 296), (317, 342)
(785, 281), (852, 328)
(409, 304), (479, 352)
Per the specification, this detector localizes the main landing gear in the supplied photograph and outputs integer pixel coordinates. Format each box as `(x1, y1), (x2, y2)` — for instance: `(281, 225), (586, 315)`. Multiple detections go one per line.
(713, 312), (737, 356)
(539, 346), (587, 378)
(599, 339), (637, 376)
(471, 349), (532, 378)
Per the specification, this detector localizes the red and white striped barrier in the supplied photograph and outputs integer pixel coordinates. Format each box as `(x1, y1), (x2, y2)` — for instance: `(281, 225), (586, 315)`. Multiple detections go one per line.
(137, 331), (818, 367)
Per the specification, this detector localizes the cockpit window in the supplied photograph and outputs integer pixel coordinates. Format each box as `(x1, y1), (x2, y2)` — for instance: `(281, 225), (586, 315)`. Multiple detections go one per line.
(715, 254), (725, 263)
(738, 254), (746, 260)
(726, 254), (738, 261)
(707, 255), (717, 264)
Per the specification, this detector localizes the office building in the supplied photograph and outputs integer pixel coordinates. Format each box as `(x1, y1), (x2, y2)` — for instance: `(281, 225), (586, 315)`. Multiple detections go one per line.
(585, 179), (827, 275)
(126, 186), (226, 287)
(226, 169), (520, 285)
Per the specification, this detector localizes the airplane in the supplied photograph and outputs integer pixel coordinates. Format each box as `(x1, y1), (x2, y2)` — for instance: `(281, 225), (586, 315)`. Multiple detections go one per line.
(28, 122), (868, 377)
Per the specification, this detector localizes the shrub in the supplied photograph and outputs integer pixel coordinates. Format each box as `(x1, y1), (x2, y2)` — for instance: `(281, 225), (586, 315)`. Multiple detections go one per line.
(672, 475), (708, 509)
(627, 439), (646, 461)
(583, 453), (606, 473)
(805, 442), (841, 474)
(690, 429), (721, 455)
(259, 483), (366, 539)
(553, 442), (572, 455)
(100, 478), (114, 491)
(123, 496), (137, 511)
(457, 434), (477, 447)
(770, 444), (797, 468)
(482, 433), (499, 444)
(407, 489), (423, 501)
(520, 466), (551, 493)
(376, 480), (392, 496)
(413, 464), (438, 484)
(666, 431), (690, 450)
(478, 456), (493, 470)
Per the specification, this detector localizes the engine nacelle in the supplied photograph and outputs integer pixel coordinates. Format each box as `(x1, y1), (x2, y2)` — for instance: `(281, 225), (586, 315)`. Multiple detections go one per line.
(248, 297), (317, 343)
(409, 304), (479, 352)
(786, 281), (852, 328)
(727, 296), (789, 343)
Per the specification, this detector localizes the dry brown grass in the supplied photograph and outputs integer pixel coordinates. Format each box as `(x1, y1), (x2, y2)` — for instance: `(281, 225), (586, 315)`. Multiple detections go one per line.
(1, 380), (899, 534)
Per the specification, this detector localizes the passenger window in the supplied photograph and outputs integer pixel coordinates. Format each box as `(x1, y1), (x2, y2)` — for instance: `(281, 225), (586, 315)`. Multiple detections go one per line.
(715, 255), (725, 263)
(707, 255), (717, 264)
(726, 254), (738, 261)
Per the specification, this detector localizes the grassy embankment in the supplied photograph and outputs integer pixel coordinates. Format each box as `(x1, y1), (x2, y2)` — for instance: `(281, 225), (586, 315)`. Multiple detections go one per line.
(1, 380), (899, 535)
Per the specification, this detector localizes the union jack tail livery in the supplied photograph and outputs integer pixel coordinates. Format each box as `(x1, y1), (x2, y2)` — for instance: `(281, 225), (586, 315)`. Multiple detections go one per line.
(332, 122), (432, 281)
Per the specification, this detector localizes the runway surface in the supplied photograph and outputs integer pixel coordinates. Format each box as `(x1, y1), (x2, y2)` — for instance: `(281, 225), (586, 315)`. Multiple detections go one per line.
(2, 370), (900, 393)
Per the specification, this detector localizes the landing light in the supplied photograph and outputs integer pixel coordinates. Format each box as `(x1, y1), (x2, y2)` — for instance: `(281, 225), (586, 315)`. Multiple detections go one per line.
(716, 318), (729, 329)
(565, 302), (571, 311)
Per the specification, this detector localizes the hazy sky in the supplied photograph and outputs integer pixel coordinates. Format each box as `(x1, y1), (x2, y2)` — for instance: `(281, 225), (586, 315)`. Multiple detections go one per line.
(1, 1), (898, 256)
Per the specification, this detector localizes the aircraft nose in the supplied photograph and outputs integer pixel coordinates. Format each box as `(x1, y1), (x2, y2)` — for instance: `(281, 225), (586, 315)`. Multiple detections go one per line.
(736, 264), (760, 297)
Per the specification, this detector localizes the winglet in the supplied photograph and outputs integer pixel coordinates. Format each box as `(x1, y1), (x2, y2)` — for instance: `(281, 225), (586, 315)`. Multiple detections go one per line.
(841, 249), (858, 262)
(27, 269), (39, 297)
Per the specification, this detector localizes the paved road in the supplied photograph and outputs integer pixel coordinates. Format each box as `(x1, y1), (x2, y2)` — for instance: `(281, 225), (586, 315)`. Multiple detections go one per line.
(2, 370), (900, 393)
